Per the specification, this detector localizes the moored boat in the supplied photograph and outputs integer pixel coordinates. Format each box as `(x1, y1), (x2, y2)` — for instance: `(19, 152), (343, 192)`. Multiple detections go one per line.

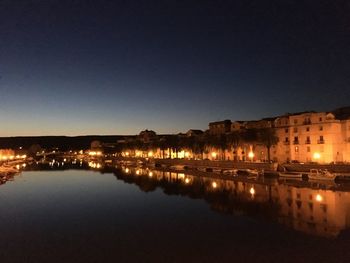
(308, 169), (337, 181)
(279, 171), (303, 179)
(235, 169), (261, 178)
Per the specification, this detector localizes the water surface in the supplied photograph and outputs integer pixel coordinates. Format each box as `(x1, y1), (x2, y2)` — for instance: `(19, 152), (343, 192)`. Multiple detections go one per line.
(1, 167), (350, 263)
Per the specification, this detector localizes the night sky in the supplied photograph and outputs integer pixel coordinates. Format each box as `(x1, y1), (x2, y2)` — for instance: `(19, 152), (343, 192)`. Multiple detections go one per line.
(1, 0), (349, 136)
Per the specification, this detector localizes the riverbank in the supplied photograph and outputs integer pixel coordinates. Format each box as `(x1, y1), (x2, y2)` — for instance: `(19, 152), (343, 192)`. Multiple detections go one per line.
(110, 157), (350, 173)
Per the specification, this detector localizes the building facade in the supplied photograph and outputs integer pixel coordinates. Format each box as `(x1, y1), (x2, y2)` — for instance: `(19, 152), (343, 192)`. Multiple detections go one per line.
(273, 111), (350, 164)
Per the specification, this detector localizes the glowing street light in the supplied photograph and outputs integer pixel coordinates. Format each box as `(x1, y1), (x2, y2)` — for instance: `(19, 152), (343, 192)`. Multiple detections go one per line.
(212, 181), (217, 188)
(313, 152), (321, 161)
(250, 187), (255, 195)
(316, 194), (323, 202)
(248, 151), (254, 161)
(211, 152), (217, 159)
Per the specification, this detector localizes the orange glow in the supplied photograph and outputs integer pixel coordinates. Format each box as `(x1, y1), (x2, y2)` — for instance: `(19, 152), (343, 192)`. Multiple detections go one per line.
(250, 187), (255, 195)
(211, 152), (217, 158)
(212, 182), (217, 188)
(316, 194), (323, 202)
(313, 152), (321, 160)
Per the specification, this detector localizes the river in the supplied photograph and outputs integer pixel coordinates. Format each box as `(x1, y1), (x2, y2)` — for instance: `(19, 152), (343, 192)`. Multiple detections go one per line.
(1, 162), (350, 262)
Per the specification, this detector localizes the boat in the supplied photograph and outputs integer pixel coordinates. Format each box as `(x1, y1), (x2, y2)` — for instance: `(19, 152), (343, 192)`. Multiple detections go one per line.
(308, 169), (337, 181)
(170, 165), (186, 171)
(235, 169), (261, 178)
(279, 171), (303, 179)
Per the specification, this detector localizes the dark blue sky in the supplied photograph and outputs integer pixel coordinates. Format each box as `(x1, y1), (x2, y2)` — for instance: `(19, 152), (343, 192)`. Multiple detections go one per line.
(1, 0), (349, 136)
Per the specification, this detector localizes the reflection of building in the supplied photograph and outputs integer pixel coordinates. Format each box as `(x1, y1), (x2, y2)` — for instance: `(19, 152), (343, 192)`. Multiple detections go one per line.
(118, 166), (350, 238)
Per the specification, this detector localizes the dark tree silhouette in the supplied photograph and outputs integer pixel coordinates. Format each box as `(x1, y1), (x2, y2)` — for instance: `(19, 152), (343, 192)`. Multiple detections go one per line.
(257, 128), (279, 162)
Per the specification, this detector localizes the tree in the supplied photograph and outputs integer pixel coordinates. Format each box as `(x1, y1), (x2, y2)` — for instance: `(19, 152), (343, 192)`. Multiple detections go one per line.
(227, 131), (241, 161)
(258, 128), (279, 162)
(193, 135), (206, 160)
(167, 135), (181, 158)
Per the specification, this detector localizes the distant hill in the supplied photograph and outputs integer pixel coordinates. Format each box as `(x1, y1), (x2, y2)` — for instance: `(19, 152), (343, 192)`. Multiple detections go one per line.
(0, 135), (132, 151)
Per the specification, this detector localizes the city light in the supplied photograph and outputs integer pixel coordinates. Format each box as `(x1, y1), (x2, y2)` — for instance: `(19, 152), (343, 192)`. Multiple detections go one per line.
(88, 151), (102, 156)
(148, 171), (153, 177)
(185, 178), (190, 184)
(313, 152), (321, 160)
(316, 194), (323, 202)
(248, 151), (254, 160)
(148, 151), (153, 157)
(212, 181), (217, 188)
(250, 187), (255, 195)
(211, 152), (217, 158)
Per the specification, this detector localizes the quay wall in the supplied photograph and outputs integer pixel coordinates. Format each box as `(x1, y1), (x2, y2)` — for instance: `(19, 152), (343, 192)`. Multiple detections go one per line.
(112, 157), (350, 173)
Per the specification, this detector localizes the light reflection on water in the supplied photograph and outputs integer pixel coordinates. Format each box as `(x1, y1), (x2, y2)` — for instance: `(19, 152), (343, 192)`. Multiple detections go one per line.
(115, 165), (350, 238)
(1, 162), (350, 262)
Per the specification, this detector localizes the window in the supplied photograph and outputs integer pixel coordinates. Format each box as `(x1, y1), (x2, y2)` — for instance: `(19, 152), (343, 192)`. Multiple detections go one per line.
(285, 128), (288, 133)
(319, 126), (323, 131)
(306, 127), (310, 132)
(285, 137), (289, 142)
(306, 136), (310, 144)
(295, 146), (299, 153)
(294, 127), (298, 133)
(294, 136), (299, 144)
(318, 136), (324, 144)
(319, 117), (323, 122)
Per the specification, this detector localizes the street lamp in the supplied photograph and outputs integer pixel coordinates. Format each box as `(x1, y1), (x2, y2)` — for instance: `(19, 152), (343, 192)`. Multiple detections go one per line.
(313, 152), (321, 161)
(248, 151), (254, 161)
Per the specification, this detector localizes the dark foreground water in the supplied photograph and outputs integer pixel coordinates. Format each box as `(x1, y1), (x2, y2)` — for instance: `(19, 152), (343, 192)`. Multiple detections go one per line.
(1, 167), (350, 263)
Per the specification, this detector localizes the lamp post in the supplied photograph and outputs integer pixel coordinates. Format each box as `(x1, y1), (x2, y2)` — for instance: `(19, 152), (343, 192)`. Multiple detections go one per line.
(248, 151), (254, 162)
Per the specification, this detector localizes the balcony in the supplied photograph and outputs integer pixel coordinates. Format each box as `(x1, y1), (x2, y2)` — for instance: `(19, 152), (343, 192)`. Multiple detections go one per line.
(283, 141), (290, 145)
(317, 140), (325, 144)
(293, 140), (299, 145)
(305, 140), (311, 144)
